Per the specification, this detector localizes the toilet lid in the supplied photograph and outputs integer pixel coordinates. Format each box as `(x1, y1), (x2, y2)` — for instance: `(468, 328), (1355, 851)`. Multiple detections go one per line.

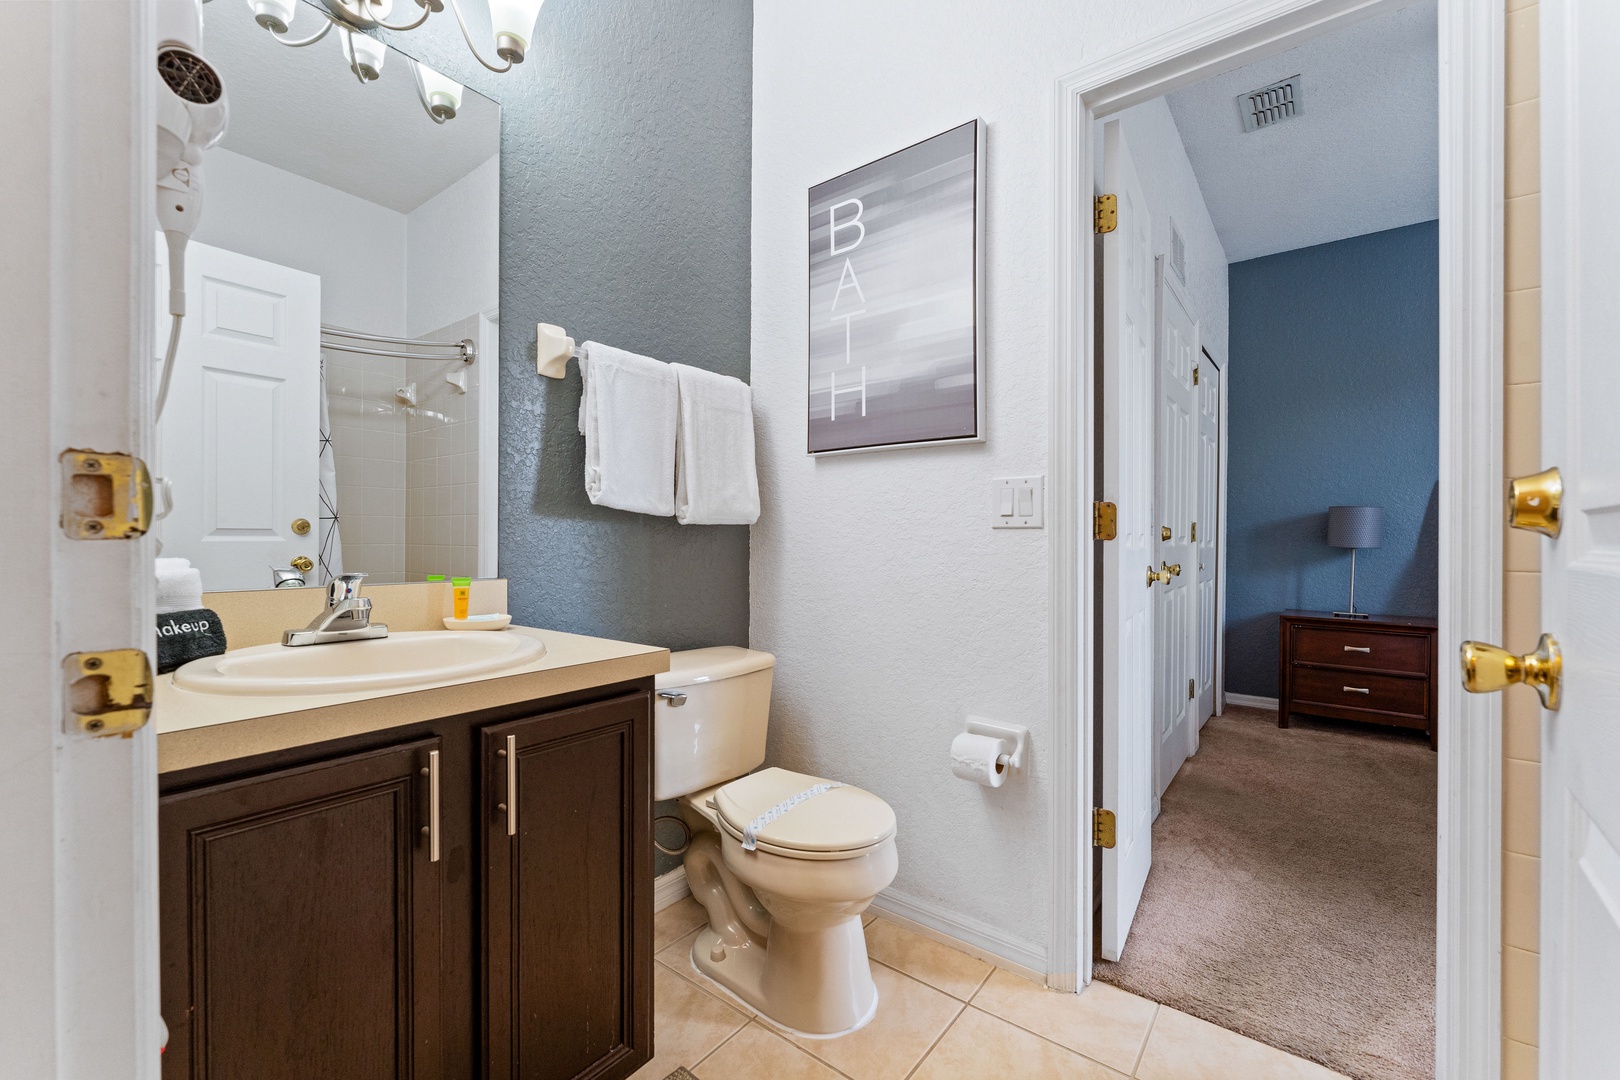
(713, 767), (896, 860)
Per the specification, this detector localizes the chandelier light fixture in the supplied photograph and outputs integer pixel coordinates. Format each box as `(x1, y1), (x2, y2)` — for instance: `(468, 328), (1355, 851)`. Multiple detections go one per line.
(245, 0), (543, 118)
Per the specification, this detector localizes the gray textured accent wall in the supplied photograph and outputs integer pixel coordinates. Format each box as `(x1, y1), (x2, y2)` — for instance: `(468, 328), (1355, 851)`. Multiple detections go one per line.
(377, 1), (752, 873)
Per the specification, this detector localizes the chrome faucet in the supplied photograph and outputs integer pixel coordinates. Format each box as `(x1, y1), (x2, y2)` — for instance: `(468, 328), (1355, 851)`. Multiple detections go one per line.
(282, 573), (389, 647)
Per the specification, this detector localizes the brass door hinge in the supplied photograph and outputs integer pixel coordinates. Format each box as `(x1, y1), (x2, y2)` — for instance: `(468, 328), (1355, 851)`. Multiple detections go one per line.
(60, 450), (153, 539)
(1093, 807), (1116, 848)
(1093, 501), (1118, 540)
(1094, 194), (1118, 234)
(1189, 678), (1196, 700)
(1193, 366), (1200, 385)
(1190, 521), (1197, 542)
(63, 649), (152, 737)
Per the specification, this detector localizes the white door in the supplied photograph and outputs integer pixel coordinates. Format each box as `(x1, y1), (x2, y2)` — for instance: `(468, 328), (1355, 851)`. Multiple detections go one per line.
(1194, 352), (1221, 725)
(156, 240), (321, 592)
(1099, 119), (1156, 962)
(1539, 1), (1620, 1070)
(1153, 264), (1199, 801)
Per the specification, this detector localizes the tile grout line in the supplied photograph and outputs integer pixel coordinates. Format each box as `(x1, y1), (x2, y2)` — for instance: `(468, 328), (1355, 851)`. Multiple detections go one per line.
(687, 1013), (753, 1074)
(1130, 1003), (1162, 1078)
(896, 999), (968, 1080)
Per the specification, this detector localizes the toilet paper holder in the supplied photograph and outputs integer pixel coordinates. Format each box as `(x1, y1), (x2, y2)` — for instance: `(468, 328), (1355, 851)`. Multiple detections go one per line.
(964, 717), (1028, 770)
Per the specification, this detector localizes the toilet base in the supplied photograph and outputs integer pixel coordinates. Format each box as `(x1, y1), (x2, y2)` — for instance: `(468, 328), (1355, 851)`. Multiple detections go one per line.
(687, 924), (880, 1039)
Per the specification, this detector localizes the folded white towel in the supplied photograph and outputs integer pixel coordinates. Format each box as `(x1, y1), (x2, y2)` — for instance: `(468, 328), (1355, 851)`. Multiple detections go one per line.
(577, 342), (678, 517)
(671, 363), (760, 525)
(155, 556), (204, 614)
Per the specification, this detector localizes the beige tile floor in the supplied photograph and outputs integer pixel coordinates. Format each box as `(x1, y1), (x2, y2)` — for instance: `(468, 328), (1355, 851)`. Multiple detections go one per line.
(634, 898), (1348, 1080)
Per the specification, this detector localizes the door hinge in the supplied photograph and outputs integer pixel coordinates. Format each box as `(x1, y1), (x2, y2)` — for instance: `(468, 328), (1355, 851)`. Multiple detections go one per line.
(1094, 194), (1117, 234)
(1093, 807), (1117, 848)
(60, 450), (153, 539)
(1190, 521), (1197, 541)
(1189, 678), (1196, 700)
(1093, 501), (1118, 540)
(1193, 366), (1200, 385)
(63, 649), (152, 737)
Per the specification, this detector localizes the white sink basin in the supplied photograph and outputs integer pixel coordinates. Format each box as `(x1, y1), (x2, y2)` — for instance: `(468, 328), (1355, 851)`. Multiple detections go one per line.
(173, 630), (547, 696)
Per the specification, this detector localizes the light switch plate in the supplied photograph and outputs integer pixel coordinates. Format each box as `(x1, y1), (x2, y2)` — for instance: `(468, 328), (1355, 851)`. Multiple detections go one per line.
(992, 476), (1045, 529)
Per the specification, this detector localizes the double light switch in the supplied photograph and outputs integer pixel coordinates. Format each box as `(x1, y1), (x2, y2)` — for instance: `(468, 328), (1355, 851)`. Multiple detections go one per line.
(992, 476), (1045, 529)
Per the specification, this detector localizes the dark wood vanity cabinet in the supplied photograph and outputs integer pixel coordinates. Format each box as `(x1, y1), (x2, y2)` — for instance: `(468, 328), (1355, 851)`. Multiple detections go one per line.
(159, 685), (652, 1080)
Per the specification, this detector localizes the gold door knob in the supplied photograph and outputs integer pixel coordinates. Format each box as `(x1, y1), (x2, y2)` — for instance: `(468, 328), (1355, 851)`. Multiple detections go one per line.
(1164, 561), (1182, 577)
(1460, 633), (1562, 710)
(290, 555), (315, 573)
(292, 517), (312, 536)
(1161, 526), (1172, 541)
(1147, 564), (1172, 586)
(1508, 467), (1561, 537)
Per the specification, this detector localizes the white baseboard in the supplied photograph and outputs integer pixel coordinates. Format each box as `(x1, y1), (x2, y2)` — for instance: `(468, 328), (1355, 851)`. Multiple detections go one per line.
(654, 865), (690, 912)
(868, 887), (1047, 985)
(1223, 692), (1278, 711)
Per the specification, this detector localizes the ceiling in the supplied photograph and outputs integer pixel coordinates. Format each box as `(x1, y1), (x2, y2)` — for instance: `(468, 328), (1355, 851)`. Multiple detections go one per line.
(202, 1), (500, 214)
(1164, 0), (1437, 263)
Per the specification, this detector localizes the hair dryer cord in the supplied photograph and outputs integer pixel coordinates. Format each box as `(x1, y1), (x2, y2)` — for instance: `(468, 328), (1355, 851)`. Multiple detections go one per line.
(155, 313), (183, 422)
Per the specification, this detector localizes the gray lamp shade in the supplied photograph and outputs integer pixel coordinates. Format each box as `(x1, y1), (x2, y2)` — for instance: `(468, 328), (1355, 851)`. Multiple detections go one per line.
(1328, 505), (1383, 549)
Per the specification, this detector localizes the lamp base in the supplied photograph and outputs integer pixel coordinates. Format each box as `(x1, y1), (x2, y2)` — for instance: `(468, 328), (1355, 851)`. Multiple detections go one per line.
(1332, 610), (1372, 620)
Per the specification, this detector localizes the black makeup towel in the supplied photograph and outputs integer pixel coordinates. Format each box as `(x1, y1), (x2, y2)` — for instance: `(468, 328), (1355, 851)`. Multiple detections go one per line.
(156, 608), (227, 674)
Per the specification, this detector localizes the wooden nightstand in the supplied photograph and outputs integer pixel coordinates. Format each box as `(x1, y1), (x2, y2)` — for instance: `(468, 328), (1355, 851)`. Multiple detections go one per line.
(1277, 610), (1439, 749)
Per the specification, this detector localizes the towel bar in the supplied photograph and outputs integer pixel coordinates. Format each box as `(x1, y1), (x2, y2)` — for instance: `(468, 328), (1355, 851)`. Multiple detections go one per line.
(536, 322), (582, 379)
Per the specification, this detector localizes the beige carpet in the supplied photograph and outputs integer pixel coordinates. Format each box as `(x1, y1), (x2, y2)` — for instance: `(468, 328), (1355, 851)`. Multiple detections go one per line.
(1093, 706), (1436, 1080)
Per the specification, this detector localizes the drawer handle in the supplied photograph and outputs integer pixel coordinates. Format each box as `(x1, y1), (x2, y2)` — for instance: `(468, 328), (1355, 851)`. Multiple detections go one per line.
(1343, 646), (1371, 654)
(427, 749), (441, 863)
(1343, 686), (1371, 695)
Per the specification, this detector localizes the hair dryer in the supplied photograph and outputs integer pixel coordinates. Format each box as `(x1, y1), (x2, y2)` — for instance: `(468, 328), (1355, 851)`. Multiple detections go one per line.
(154, 0), (228, 418)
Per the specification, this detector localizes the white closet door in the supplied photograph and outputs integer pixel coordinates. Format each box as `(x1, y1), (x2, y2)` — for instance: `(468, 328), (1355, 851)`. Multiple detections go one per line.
(1099, 119), (1156, 962)
(1153, 265), (1199, 801)
(1194, 355), (1221, 726)
(1539, 0), (1620, 1070)
(156, 239), (321, 593)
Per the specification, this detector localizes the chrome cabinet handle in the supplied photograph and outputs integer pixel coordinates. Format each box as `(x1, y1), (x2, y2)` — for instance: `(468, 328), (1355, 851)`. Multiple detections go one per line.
(657, 690), (688, 707)
(1343, 646), (1371, 653)
(427, 749), (441, 862)
(504, 734), (517, 836)
(1343, 686), (1371, 695)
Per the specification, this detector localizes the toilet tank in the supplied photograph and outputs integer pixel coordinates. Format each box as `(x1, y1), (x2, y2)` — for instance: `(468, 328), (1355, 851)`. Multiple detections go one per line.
(653, 647), (775, 801)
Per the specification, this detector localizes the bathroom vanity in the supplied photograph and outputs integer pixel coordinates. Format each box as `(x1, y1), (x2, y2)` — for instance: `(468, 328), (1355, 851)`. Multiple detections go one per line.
(155, 615), (667, 1080)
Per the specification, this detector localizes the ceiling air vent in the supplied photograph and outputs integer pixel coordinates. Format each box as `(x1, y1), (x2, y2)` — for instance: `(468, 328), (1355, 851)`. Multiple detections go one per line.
(1169, 218), (1187, 284)
(1239, 75), (1302, 133)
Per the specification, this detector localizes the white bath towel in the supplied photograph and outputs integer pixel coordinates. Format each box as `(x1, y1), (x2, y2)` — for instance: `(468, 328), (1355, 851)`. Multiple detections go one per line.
(155, 556), (204, 614)
(577, 342), (678, 517)
(671, 363), (760, 525)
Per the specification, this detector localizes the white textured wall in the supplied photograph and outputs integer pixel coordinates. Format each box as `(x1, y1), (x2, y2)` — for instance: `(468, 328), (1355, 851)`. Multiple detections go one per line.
(751, 0), (1240, 962)
(406, 154), (500, 338)
(1097, 100), (1230, 363)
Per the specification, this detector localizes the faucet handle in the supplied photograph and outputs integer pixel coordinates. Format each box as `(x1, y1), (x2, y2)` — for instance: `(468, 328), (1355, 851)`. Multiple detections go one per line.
(328, 572), (368, 605)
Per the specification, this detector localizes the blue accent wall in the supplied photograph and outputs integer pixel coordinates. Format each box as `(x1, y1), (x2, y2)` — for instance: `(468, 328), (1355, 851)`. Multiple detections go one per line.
(1224, 221), (1439, 697)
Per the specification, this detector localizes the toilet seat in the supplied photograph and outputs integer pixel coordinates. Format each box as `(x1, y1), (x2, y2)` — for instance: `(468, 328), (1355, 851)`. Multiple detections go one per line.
(713, 767), (895, 861)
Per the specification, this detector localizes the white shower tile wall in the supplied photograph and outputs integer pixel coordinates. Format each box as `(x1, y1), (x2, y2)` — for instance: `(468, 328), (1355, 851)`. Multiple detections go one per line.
(325, 348), (408, 584)
(404, 314), (481, 581)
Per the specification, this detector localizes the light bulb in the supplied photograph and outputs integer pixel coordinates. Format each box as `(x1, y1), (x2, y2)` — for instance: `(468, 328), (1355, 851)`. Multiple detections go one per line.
(248, 0), (298, 34)
(487, 0), (545, 64)
(414, 60), (463, 122)
(338, 26), (387, 81)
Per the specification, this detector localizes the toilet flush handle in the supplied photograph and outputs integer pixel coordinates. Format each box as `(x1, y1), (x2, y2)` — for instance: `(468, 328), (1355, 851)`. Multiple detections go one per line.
(658, 690), (688, 707)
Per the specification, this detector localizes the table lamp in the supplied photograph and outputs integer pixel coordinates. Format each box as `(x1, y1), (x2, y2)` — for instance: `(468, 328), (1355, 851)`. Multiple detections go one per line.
(1328, 505), (1383, 619)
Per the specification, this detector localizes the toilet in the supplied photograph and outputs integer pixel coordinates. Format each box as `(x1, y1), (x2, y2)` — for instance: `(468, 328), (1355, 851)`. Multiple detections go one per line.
(656, 647), (898, 1037)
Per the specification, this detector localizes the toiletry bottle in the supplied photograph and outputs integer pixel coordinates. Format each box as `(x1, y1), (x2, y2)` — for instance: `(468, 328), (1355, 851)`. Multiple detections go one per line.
(452, 577), (471, 621)
(425, 574), (445, 583)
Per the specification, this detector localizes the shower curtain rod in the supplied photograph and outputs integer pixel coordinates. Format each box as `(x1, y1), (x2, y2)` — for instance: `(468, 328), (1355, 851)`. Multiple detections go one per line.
(320, 324), (475, 364)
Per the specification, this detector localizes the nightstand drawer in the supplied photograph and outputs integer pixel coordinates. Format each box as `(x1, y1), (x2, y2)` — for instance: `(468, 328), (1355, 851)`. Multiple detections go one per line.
(1289, 667), (1429, 719)
(1292, 625), (1430, 674)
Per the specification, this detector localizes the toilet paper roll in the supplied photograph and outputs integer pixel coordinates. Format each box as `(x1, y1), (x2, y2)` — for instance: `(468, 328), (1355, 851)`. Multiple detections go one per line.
(951, 732), (1009, 788)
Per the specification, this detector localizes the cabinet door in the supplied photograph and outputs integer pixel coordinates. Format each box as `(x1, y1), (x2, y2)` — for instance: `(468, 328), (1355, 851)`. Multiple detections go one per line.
(161, 739), (444, 1080)
(483, 693), (652, 1080)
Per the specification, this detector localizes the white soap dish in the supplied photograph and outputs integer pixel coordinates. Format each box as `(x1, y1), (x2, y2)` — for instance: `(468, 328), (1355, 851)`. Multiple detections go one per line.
(443, 613), (513, 631)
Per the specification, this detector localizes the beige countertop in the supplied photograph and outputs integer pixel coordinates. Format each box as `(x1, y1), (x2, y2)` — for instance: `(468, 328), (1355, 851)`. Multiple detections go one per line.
(156, 625), (669, 774)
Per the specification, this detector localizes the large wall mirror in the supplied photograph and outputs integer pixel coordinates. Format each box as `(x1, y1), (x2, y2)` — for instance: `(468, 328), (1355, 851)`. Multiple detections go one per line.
(156, 1), (499, 592)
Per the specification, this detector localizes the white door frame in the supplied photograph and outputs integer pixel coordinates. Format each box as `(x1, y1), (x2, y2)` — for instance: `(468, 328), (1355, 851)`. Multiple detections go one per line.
(1205, 345), (1229, 721)
(2, 3), (162, 1078)
(1046, 3), (1504, 1080)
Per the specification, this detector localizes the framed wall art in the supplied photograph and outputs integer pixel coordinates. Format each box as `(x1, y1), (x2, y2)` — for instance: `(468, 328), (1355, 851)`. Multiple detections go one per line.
(807, 118), (985, 454)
